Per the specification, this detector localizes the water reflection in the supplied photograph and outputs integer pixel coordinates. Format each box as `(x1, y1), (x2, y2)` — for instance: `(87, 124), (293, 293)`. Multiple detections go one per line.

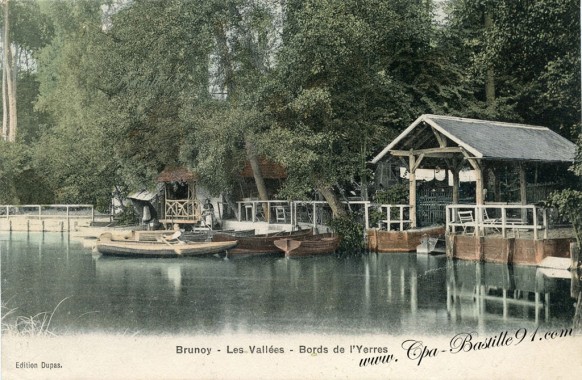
(1, 232), (579, 336)
(446, 261), (576, 332)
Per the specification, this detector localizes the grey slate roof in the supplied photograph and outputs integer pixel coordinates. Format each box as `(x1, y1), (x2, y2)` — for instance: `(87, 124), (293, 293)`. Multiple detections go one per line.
(372, 114), (577, 163)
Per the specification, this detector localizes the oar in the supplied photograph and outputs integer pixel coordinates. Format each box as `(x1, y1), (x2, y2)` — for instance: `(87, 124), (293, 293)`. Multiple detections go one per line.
(159, 236), (183, 256)
(159, 231), (184, 256)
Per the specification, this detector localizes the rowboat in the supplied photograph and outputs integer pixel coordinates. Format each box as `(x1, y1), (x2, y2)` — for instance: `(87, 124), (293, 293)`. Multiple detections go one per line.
(274, 233), (341, 258)
(416, 235), (446, 255)
(211, 228), (313, 257)
(95, 232), (237, 257)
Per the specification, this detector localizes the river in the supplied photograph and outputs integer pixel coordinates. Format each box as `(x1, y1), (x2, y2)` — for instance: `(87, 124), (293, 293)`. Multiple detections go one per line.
(0, 232), (578, 336)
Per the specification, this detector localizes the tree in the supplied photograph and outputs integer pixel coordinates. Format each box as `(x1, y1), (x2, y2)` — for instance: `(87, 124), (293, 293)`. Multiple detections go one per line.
(2, 0), (17, 142)
(92, 0), (215, 190)
(445, 0), (580, 132)
(261, 0), (465, 216)
(33, 0), (119, 209)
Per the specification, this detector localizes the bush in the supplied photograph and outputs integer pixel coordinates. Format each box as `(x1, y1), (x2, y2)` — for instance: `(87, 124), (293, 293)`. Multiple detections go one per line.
(329, 214), (365, 254)
(547, 189), (582, 247)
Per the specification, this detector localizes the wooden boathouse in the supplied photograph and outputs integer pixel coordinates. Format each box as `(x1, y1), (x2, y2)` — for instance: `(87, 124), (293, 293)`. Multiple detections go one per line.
(157, 167), (202, 229)
(370, 114), (577, 264)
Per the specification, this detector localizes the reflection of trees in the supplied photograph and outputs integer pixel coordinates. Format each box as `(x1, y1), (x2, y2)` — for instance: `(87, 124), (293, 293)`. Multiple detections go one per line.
(93, 253), (450, 334)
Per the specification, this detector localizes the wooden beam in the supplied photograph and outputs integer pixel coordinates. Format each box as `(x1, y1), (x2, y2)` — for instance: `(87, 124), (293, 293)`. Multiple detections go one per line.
(412, 153), (425, 172)
(433, 128), (448, 148)
(390, 147), (463, 157)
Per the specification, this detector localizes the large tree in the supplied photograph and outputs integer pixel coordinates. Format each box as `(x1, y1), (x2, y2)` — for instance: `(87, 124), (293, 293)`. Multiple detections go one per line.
(261, 0), (466, 216)
(180, 0), (283, 211)
(33, 0), (119, 209)
(445, 0), (580, 133)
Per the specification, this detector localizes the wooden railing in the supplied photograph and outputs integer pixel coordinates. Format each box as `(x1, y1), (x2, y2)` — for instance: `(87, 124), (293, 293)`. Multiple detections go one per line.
(164, 199), (199, 220)
(235, 200), (372, 231)
(1, 204), (95, 220)
(446, 204), (549, 239)
(236, 199), (291, 223)
(375, 204), (411, 231)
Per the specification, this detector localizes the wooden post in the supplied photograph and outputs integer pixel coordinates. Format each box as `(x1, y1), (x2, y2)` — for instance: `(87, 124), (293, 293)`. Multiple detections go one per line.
(451, 168), (459, 205)
(409, 155), (417, 228)
(465, 157), (483, 205)
(519, 163), (527, 223)
(474, 166), (484, 205)
(312, 202), (317, 231)
(364, 202), (369, 230)
(571, 242), (580, 270)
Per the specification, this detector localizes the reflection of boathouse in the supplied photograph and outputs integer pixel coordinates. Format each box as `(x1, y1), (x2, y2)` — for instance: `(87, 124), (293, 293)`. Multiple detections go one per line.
(446, 261), (575, 325)
(369, 114), (577, 264)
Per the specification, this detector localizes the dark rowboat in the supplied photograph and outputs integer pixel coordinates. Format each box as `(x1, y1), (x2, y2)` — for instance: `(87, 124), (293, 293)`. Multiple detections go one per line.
(274, 233), (341, 258)
(96, 232), (237, 258)
(211, 228), (313, 257)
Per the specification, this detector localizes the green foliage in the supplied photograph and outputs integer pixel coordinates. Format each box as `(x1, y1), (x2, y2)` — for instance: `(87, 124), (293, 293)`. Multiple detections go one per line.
(328, 214), (365, 253)
(3, 0), (580, 226)
(0, 141), (30, 203)
(446, 0), (580, 133)
(32, 0), (119, 207)
(368, 184), (409, 227)
(114, 205), (138, 226)
(373, 183), (409, 205)
(263, 0), (469, 200)
(548, 189), (582, 247)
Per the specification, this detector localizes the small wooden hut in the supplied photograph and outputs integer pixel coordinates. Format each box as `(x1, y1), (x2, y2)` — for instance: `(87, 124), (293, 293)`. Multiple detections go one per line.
(157, 166), (201, 229)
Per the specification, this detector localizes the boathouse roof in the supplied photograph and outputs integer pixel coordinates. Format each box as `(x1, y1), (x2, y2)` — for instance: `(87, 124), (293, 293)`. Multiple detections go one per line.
(371, 114), (577, 164)
(157, 166), (198, 183)
(127, 189), (158, 201)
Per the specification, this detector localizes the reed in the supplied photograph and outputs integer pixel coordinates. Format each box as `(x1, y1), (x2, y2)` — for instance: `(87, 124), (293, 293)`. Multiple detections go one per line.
(1, 297), (69, 337)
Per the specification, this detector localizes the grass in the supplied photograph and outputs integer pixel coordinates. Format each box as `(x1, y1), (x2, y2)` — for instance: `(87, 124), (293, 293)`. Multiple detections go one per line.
(1, 297), (70, 337)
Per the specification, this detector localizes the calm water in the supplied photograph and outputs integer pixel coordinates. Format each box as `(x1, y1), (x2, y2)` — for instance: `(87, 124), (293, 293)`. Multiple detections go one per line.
(1, 232), (578, 336)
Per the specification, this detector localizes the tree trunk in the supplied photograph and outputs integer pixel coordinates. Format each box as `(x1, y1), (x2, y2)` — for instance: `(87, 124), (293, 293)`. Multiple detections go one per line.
(484, 11), (495, 110)
(2, 44), (7, 141)
(3, 0), (16, 142)
(317, 185), (347, 219)
(245, 138), (269, 218)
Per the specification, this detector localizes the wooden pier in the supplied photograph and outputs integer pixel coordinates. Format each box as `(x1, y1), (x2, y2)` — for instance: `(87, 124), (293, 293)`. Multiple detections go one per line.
(0, 204), (97, 232)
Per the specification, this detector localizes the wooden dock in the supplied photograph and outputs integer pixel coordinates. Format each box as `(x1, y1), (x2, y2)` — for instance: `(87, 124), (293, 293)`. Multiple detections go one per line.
(0, 204), (101, 232)
(367, 225), (445, 252)
(446, 228), (575, 266)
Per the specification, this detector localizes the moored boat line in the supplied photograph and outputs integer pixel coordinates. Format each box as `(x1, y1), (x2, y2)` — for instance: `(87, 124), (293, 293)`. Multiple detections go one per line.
(211, 228), (313, 258)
